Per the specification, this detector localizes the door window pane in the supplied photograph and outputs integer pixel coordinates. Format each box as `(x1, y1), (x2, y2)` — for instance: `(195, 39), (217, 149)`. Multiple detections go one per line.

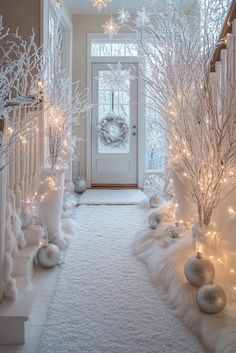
(97, 70), (131, 154)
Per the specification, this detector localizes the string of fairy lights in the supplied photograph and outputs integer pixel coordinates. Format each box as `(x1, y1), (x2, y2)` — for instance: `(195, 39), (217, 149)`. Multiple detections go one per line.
(168, 193), (236, 294)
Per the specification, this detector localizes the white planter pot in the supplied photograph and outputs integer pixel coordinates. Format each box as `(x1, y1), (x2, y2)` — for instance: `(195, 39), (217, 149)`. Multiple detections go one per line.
(171, 168), (195, 221)
(39, 167), (69, 250)
(0, 166), (7, 302)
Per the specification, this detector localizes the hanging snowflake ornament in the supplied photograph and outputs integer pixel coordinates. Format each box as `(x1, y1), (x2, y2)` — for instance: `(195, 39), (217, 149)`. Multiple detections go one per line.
(117, 8), (130, 26)
(91, 0), (111, 12)
(135, 6), (150, 28)
(97, 62), (134, 91)
(102, 16), (120, 39)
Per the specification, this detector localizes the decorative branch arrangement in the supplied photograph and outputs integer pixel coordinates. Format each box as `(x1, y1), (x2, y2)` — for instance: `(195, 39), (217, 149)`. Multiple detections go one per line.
(0, 15), (45, 171)
(46, 13), (89, 169)
(132, 1), (235, 227)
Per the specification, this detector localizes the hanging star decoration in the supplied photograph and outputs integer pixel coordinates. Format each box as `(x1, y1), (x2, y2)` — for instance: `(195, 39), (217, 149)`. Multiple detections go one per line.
(102, 16), (120, 38)
(117, 8), (131, 26)
(135, 6), (150, 28)
(91, 0), (111, 12)
(97, 63), (134, 91)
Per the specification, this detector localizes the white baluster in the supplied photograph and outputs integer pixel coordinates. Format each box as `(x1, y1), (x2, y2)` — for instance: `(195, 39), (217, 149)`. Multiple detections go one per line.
(215, 61), (222, 122)
(232, 19), (236, 114)
(15, 109), (21, 211)
(0, 164), (7, 302)
(220, 49), (227, 98)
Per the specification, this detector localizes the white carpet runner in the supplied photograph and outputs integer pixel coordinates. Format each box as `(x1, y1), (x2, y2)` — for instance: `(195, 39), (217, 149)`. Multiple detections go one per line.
(38, 194), (206, 353)
(76, 189), (146, 205)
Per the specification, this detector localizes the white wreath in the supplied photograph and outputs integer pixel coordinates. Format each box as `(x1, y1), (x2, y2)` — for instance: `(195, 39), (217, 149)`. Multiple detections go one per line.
(98, 114), (129, 148)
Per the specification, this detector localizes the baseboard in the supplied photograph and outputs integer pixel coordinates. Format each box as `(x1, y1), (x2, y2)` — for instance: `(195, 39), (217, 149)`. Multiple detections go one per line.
(91, 184), (139, 189)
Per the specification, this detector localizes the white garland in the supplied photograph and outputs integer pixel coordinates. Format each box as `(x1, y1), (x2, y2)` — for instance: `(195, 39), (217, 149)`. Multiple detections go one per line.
(98, 114), (129, 148)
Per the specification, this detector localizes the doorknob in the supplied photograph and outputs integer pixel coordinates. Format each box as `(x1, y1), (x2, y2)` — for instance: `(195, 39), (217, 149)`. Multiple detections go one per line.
(132, 132), (137, 136)
(133, 125), (136, 128)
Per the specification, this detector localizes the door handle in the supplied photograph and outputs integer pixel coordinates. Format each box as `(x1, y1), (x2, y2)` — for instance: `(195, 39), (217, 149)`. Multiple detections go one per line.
(132, 132), (137, 136)
(133, 125), (136, 128)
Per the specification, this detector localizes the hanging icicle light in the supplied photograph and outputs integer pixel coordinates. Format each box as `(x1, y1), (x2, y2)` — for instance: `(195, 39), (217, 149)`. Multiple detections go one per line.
(102, 15), (119, 38)
(91, 0), (111, 12)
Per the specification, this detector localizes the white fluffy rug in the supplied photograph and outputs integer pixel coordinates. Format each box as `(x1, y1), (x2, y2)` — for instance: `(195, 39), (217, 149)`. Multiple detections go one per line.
(76, 189), (146, 205)
(134, 224), (236, 353)
(38, 204), (206, 353)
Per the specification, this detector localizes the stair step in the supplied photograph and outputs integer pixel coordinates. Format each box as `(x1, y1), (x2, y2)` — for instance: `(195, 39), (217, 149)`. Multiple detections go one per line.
(13, 245), (39, 278)
(0, 289), (36, 344)
(23, 224), (44, 246)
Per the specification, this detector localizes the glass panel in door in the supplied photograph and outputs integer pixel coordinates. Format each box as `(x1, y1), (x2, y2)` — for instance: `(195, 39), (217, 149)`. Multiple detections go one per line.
(97, 70), (131, 154)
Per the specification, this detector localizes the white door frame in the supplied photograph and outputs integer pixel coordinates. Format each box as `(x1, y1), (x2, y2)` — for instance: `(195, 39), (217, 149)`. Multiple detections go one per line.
(86, 33), (145, 188)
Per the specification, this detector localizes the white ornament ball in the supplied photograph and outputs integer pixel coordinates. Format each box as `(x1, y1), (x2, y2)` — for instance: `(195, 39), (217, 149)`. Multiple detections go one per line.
(184, 252), (215, 287)
(74, 178), (87, 194)
(36, 243), (60, 268)
(21, 204), (33, 229)
(149, 195), (160, 208)
(197, 284), (226, 314)
(164, 224), (180, 246)
(64, 180), (75, 193)
(149, 211), (166, 229)
(62, 201), (74, 218)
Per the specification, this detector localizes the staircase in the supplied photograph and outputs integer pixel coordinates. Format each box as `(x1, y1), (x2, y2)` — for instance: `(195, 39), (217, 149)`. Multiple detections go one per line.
(209, 1), (236, 266)
(0, 225), (44, 344)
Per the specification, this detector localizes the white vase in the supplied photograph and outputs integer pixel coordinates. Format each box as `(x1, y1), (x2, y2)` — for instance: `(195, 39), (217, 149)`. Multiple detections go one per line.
(171, 168), (195, 221)
(38, 166), (69, 250)
(0, 165), (7, 302)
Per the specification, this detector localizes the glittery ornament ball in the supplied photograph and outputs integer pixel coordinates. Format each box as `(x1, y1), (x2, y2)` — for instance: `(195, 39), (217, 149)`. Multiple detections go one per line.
(184, 252), (215, 287)
(197, 284), (226, 314)
(164, 224), (180, 246)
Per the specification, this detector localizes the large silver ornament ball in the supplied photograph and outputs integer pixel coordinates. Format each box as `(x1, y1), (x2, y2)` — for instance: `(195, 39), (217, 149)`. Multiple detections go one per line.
(36, 243), (60, 268)
(149, 195), (160, 208)
(164, 224), (180, 246)
(184, 252), (215, 287)
(197, 284), (226, 314)
(74, 178), (87, 194)
(149, 211), (166, 229)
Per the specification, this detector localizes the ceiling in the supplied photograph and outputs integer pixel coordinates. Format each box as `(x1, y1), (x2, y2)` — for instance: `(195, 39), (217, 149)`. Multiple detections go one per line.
(67, 0), (196, 15)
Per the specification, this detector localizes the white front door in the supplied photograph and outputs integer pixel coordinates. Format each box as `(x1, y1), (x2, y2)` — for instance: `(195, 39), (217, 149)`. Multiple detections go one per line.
(91, 63), (138, 185)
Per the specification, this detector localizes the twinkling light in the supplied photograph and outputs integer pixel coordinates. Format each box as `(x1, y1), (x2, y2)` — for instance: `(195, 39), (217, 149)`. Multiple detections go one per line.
(91, 0), (111, 12)
(102, 16), (119, 38)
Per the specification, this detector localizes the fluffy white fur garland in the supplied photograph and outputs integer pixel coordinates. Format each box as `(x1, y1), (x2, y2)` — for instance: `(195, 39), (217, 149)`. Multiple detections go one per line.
(3, 203), (26, 299)
(134, 220), (236, 353)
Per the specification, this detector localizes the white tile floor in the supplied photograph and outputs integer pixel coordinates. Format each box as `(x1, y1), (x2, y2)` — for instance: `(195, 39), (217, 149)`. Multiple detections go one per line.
(0, 265), (58, 353)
